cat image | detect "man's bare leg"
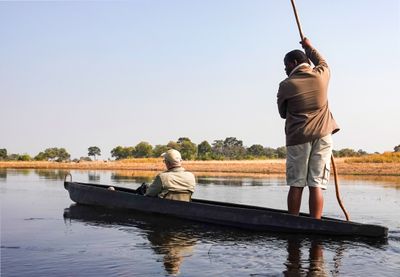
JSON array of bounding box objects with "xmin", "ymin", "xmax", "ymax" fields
[
  {"xmin": 309, "ymin": 187, "xmax": 323, "ymax": 219},
  {"xmin": 288, "ymin": 187, "xmax": 304, "ymax": 215}
]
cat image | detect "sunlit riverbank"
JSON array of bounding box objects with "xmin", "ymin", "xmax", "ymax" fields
[{"xmin": 1, "ymin": 159, "xmax": 399, "ymax": 176}]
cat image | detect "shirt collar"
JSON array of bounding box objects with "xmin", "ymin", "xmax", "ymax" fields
[
  {"xmin": 289, "ymin": 63, "xmax": 310, "ymax": 77},
  {"xmin": 168, "ymin": 166, "xmax": 185, "ymax": 172}
]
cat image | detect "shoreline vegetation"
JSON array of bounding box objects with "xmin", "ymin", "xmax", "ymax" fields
[{"xmin": 1, "ymin": 155, "xmax": 400, "ymax": 177}]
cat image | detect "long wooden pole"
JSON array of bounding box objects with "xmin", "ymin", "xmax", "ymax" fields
[
  {"xmin": 290, "ymin": 0, "xmax": 305, "ymax": 41},
  {"xmin": 289, "ymin": 0, "xmax": 350, "ymax": 221},
  {"xmin": 331, "ymin": 155, "xmax": 350, "ymax": 221}
]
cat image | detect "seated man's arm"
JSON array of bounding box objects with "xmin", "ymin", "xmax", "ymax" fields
[{"xmin": 145, "ymin": 175, "xmax": 163, "ymax": 197}]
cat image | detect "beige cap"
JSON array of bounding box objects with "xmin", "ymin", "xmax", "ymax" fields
[{"xmin": 161, "ymin": 149, "xmax": 182, "ymax": 166}]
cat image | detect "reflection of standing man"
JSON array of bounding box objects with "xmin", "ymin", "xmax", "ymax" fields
[
  {"xmin": 277, "ymin": 38, "xmax": 339, "ymax": 219},
  {"xmin": 284, "ymin": 239, "xmax": 327, "ymax": 276}
]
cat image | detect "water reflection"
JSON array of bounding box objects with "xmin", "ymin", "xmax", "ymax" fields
[
  {"xmin": 6, "ymin": 168, "xmax": 31, "ymax": 176},
  {"xmin": 63, "ymin": 205, "xmax": 387, "ymax": 276},
  {"xmin": 284, "ymin": 239, "xmax": 327, "ymax": 276},
  {"xmin": 341, "ymin": 175, "xmax": 400, "ymax": 188},
  {"xmin": 111, "ymin": 171, "xmax": 155, "ymax": 184},
  {"xmin": 88, "ymin": 171, "xmax": 100, "ymax": 182},
  {"xmin": 147, "ymin": 227, "xmax": 196, "ymax": 275},
  {"xmin": 63, "ymin": 205, "xmax": 196, "ymax": 275},
  {"xmin": 34, "ymin": 169, "xmax": 70, "ymax": 180},
  {"xmin": 0, "ymin": 169, "xmax": 6, "ymax": 180},
  {"xmin": 197, "ymin": 177, "xmax": 285, "ymax": 187}
]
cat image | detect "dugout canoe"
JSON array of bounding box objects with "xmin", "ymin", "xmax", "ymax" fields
[{"xmin": 64, "ymin": 181, "xmax": 388, "ymax": 238}]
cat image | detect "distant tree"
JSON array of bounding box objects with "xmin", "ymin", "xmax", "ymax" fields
[
  {"xmin": 127, "ymin": 147, "xmax": 135, "ymax": 157},
  {"xmin": 34, "ymin": 151, "xmax": 47, "ymax": 161},
  {"xmin": 88, "ymin": 146, "xmax": 101, "ymax": 160},
  {"xmin": 210, "ymin": 137, "xmax": 247, "ymax": 160},
  {"xmin": 167, "ymin": 141, "xmax": 180, "ymax": 151},
  {"xmin": 211, "ymin": 140, "xmax": 224, "ymax": 160},
  {"xmin": 111, "ymin": 146, "xmax": 134, "ymax": 160},
  {"xmin": 133, "ymin": 142, "xmax": 153, "ymax": 158},
  {"xmin": 177, "ymin": 138, "xmax": 197, "ymax": 160},
  {"xmin": 276, "ymin": 146, "xmax": 287, "ymax": 159},
  {"xmin": 152, "ymin": 145, "xmax": 170, "ymax": 158},
  {"xmin": 177, "ymin": 137, "xmax": 191, "ymax": 144},
  {"xmin": 247, "ymin": 144, "xmax": 265, "ymax": 157},
  {"xmin": 197, "ymin": 141, "xmax": 212, "ymax": 160},
  {"xmin": 79, "ymin": 157, "xmax": 92, "ymax": 162},
  {"xmin": 7, "ymin": 154, "xmax": 20, "ymax": 161},
  {"xmin": 54, "ymin": 148, "xmax": 70, "ymax": 162},
  {"xmin": 34, "ymin": 147, "xmax": 70, "ymax": 162},
  {"xmin": 334, "ymin": 148, "xmax": 359, "ymax": 157},
  {"xmin": 44, "ymin": 148, "xmax": 58, "ymax": 161},
  {"xmin": 111, "ymin": 146, "xmax": 124, "ymax": 160},
  {"xmin": 223, "ymin": 137, "xmax": 243, "ymax": 148},
  {"xmin": 18, "ymin": 154, "xmax": 31, "ymax": 161},
  {"xmin": 223, "ymin": 137, "xmax": 246, "ymax": 159},
  {"xmin": 357, "ymin": 149, "xmax": 368, "ymax": 156},
  {"xmin": 394, "ymin": 145, "xmax": 400, "ymax": 152},
  {"xmin": 264, "ymin": 147, "xmax": 278, "ymax": 159},
  {"xmin": 110, "ymin": 147, "xmax": 122, "ymax": 160},
  {"xmin": 0, "ymin": 148, "xmax": 7, "ymax": 160}
]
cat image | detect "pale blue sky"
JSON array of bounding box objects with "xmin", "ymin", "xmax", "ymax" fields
[{"xmin": 1, "ymin": 0, "xmax": 399, "ymax": 159}]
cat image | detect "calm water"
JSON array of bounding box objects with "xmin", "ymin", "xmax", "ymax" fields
[{"xmin": 1, "ymin": 169, "xmax": 400, "ymax": 276}]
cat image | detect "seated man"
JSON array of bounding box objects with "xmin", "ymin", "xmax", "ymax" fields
[{"xmin": 144, "ymin": 149, "xmax": 196, "ymax": 201}]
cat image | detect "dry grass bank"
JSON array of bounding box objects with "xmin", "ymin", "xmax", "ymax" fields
[
  {"xmin": 345, "ymin": 152, "xmax": 400, "ymax": 163},
  {"xmin": 1, "ymin": 158, "xmax": 400, "ymax": 176}
]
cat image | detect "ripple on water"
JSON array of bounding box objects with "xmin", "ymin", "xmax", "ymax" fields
[
  {"xmin": 24, "ymin": 218, "xmax": 46, "ymax": 221},
  {"xmin": 1, "ymin": 246, "xmax": 21, "ymax": 249}
]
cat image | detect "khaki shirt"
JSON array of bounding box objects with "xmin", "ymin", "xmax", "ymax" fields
[
  {"xmin": 145, "ymin": 167, "xmax": 196, "ymax": 200},
  {"xmin": 277, "ymin": 46, "xmax": 339, "ymax": 146}
]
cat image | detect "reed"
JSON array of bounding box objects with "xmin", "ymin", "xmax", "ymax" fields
[
  {"xmin": 1, "ymin": 158, "xmax": 400, "ymax": 176},
  {"xmin": 345, "ymin": 152, "xmax": 400, "ymax": 163}
]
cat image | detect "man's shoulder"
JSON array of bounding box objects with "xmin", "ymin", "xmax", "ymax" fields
[
  {"xmin": 278, "ymin": 78, "xmax": 293, "ymax": 96},
  {"xmin": 170, "ymin": 168, "xmax": 195, "ymax": 179},
  {"xmin": 280, "ymin": 76, "xmax": 298, "ymax": 87},
  {"xmin": 158, "ymin": 171, "xmax": 170, "ymax": 178},
  {"xmin": 279, "ymin": 77, "xmax": 290, "ymax": 86},
  {"xmin": 183, "ymin": 171, "xmax": 196, "ymax": 178}
]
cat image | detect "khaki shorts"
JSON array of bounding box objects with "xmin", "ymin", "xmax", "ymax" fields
[{"xmin": 286, "ymin": 134, "xmax": 333, "ymax": 190}]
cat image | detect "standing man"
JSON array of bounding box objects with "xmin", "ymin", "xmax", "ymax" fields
[{"xmin": 277, "ymin": 38, "xmax": 339, "ymax": 219}]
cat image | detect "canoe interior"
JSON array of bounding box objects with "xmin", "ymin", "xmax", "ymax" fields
[{"xmin": 64, "ymin": 181, "xmax": 339, "ymax": 221}]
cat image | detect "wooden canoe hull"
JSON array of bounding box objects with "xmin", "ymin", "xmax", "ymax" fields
[{"xmin": 64, "ymin": 181, "xmax": 388, "ymax": 238}]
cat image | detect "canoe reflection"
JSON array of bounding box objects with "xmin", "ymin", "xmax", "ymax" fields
[
  {"xmin": 63, "ymin": 205, "xmax": 386, "ymax": 276},
  {"xmin": 63, "ymin": 204, "xmax": 196, "ymax": 275}
]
